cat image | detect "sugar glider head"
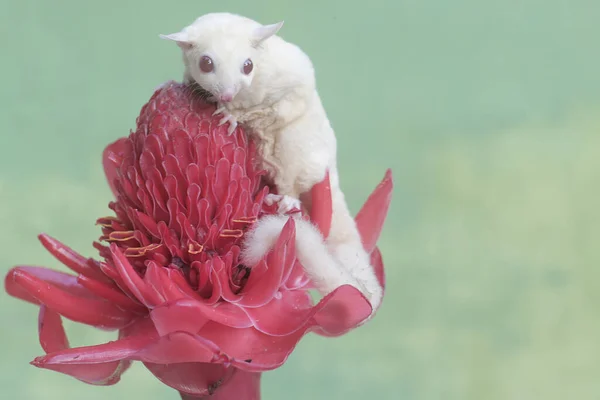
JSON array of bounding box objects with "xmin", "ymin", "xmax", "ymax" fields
[{"xmin": 160, "ymin": 13, "xmax": 283, "ymax": 103}]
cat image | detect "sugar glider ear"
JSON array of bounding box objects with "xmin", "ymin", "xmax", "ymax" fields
[
  {"xmin": 159, "ymin": 31, "xmax": 193, "ymax": 50},
  {"xmin": 252, "ymin": 21, "xmax": 284, "ymax": 46}
]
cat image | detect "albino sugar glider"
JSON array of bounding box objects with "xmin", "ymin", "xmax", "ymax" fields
[{"xmin": 160, "ymin": 12, "xmax": 383, "ymax": 314}]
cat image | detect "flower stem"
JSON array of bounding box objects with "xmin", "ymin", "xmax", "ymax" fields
[{"xmin": 179, "ymin": 370, "xmax": 261, "ymax": 400}]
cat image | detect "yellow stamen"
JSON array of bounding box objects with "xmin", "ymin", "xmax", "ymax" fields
[
  {"xmin": 188, "ymin": 241, "xmax": 204, "ymax": 254},
  {"xmin": 232, "ymin": 216, "xmax": 257, "ymax": 224},
  {"xmin": 106, "ymin": 231, "xmax": 136, "ymax": 242},
  {"xmin": 96, "ymin": 216, "xmax": 121, "ymax": 227},
  {"xmin": 219, "ymin": 229, "xmax": 244, "ymax": 238},
  {"xmin": 124, "ymin": 243, "xmax": 162, "ymax": 257}
]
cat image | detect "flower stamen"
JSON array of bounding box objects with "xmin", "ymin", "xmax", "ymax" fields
[
  {"xmin": 188, "ymin": 242, "xmax": 204, "ymax": 254},
  {"xmin": 219, "ymin": 229, "xmax": 244, "ymax": 238},
  {"xmin": 105, "ymin": 231, "xmax": 136, "ymax": 242},
  {"xmin": 95, "ymin": 216, "xmax": 121, "ymax": 227},
  {"xmin": 123, "ymin": 243, "xmax": 162, "ymax": 257},
  {"xmin": 232, "ymin": 216, "xmax": 257, "ymax": 224}
]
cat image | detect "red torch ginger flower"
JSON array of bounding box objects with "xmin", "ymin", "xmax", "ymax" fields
[{"xmin": 4, "ymin": 82, "xmax": 393, "ymax": 399}]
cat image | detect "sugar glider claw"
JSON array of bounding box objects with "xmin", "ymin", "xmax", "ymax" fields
[{"xmin": 264, "ymin": 193, "xmax": 302, "ymax": 214}]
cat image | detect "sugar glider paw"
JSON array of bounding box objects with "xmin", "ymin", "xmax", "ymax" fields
[
  {"xmin": 213, "ymin": 105, "xmax": 238, "ymax": 135},
  {"xmin": 264, "ymin": 193, "xmax": 302, "ymax": 215}
]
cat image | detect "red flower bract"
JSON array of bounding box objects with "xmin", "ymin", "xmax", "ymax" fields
[{"xmin": 4, "ymin": 81, "xmax": 393, "ymax": 398}]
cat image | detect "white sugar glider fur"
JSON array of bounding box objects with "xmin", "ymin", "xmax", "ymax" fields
[
  {"xmin": 160, "ymin": 13, "xmax": 383, "ymax": 314},
  {"xmin": 240, "ymin": 215, "xmax": 364, "ymax": 299}
]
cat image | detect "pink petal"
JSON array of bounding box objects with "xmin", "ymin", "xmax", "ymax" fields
[
  {"xmin": 77, "ymin": 275, "xmax": 147, "ymax": 314},
  {"xmin": 34, "ymin": 356, "xmax": 131, "ymax": 386},
  {"xmin": 33, "ymin": 318, "xmax": 157, "ymax": 366},
  {"xmin": 187, "ymin": 289, "xmax": 370, "ymax": 372},
  {"xmin": 32, "ymin": 336, "xmax": 145, "ymax": 364},
  {"xmin": 151, "ymin": 298, "xmax": 252, "ymax": 335},
  {"xmin": 38, "ymin": 234, "xmax": 111, "ymax": 283},
  {"xmin": 161, "ymin": 266, "xmax": 208, "ymax": 302},
  {"xmin": 235, "ymin": 218, "xmax": 296, "ymax": 307},
  {"xmin": 5, "ymin": 267, "xmax": 133, "ymax": 330},
  {"xmin": 371, "ymin": 246, "xmax": 386, "ymax": 289},
  {"xmin": 213, "ymin": 256, "xmax": 241, "ymax": 304},
  {"xmin": 36, "ymin": 313, "xmax": 230, "ymax": 384},
  {"xmin": 196, "ymin": 323, "xmax": 304, "ymax": 371},
  {"xmin": 143, "ymin": 262, "xmax": 167, "ymax": 304},
  {"xmin": 311, "ymin": 285, "xmax": 373, "ymax": 337},
  {"xmin": 103, "ymin": 137, "xmax": 130, "ymax": 198},
  {"xmin": 35, "ymin": 321, "xmax": 218, "ymax": 367},
  {"xmin": 355, "ymin": 168, "xmax": 394, "ymax": 253},
  {"xmin": 241, "ymin": 290, "xmax": 313, "ymax": 335},
  {"xmin": 309, "ymin": 171, "xmax": 332, "ymax": 238},
  {"xmin": 137, "ymin": 326, "xmax": 285, "ymax": 373},
  {"xmin": 33, "ymin": 306, "xmax": 133, "ymax": 385},
  {"xmin": 144, "ymin": 362, "xmax": 235, "ymax": 397},
  {"xmin": 5, "ymin": 266, "xmax": 92, "ymax": 304},
  {"xmin": 140, "ymin": 304, "xmax": 357, "ymax": 373},
  {"xmin": 38, "ymin": 305, "xmax": 69, "ymax": 353},
  {"xmin": 150, "ymin": 301, "xmax": 210, "ymax": 336},
  {"xmin": 243, "ymin": 284, "xmax": 371, "ymax": 337},
  {"xmin": 133, "ymin": 331, "xmax": 220, "ymax": 364},
  {"xmin": 283, "ymin": 261, "xmax": 312, "ymax": 291},
  {"xmin": 110, "ymin": 244, "xmax": 162, "ymax": 308},
  {"xmin": 144, "ymin": 262, "xmax": 190, "ymax": 304}
]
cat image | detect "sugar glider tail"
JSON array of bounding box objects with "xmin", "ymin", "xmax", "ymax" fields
[{"xmin": 240, "ymin": 215, "xmax": 383, "ymax": 314}]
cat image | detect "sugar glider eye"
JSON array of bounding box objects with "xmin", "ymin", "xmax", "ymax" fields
[
  {"xmin": 199, "ymin": 56, "xmax": 214, "ymax": 73},
  {"xmin": 242, "ymin": 59, "xmax": 253, "ymax": 75}
]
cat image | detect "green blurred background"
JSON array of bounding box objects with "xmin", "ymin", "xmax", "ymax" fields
[{"xmin": 2, "ymin": 0, "xmax": 600, "ymax": 399}]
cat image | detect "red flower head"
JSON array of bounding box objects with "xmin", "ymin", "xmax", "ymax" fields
[{"xmin": 4, "ymin": 82, "xmax": 393, "ymax": 399}]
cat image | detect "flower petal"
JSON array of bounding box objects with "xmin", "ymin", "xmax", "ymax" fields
[
  {"xmin": 309, "ymin": 171, "xmax": 332, "ymax": 238},
  {"xmin": 151, "ymin": 298, "xmax": 252, "ymax": 335},
  {"xmin": 33, "ymin": 306, "xmax": 133, "ymax": 385},
  {"xmin": 371, "ymin": 246, "xmax": 385, "ymax": 289},
  {"xmin": 5, "ymin": 266, "xmax": 91, "ymax": 304},
  {"xmin": 103, "ymin": 137, "xmax": 130, "ymax": 198},
  {"xmin": 34, "ymin": 355, "xmax": 131, "ymax": 386},
  {"xmin": 133, "ymin": 331, "xmax": 220, "ymax": 364},
  {"xmin": 110, "ymin": 244, "xmax": 162, "ymax": 308},
  {"xmin": 283, "ymin": 260, "xmax": 312, "ymax": 291},
  {"xmin": 196, "ymin": 323, "xmax": 301, "ymax": 372},
  {"xmin": 77, "ymin": 275, "xmax": 146, "ymax": 314},
  {"xmin": 144, "ymin": 262, "xmax": 191, "ymax": 304},
  {"xmin": 143, "ymin": 262, "xmax": 168, "ymax": 304},
  {"xmin": 166, "ymin": 289, "xmax": 373, "ymax": 372},
  {"xmin": 160, "ymin": 266, "xmax": 209, "ymax": 302},
  {"xmin": 235, "ymin": 218, "xmax": 296, "ymax": 308},
  {"xmin": 35, "ymin": 322, "xmax": 218, "ymax": 369},
  {"xmin": 38, "ymin": 234, "xmax": 110, "ymax": 283},
  {"xmin": 38, "ymin": 305, "xmax": 69, "ymax": 353},
  {"xmin": 311, "ymin": 285, "xmax": 373, "ymax": 337},
  {"xmin": 150, "ymin": 301, "xmax": 210, "ymax": 336},
  {"xmin": 5, "ymin": 267, "xmax": 133, "ymax": 330},
  {"xmin": 240, "ymin": 290, "xmax": 312, "ymax": 336},
  {"xmin": 243, "ymin": 284, "xmax": 371, "ymax": 337},
  {"xmin": 355, "ymin": 168, "xmax": 393, "ymax": 253},
  {"xmin": 32, "ymin": 317, "xmax": 156, "ymax": 367}
]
